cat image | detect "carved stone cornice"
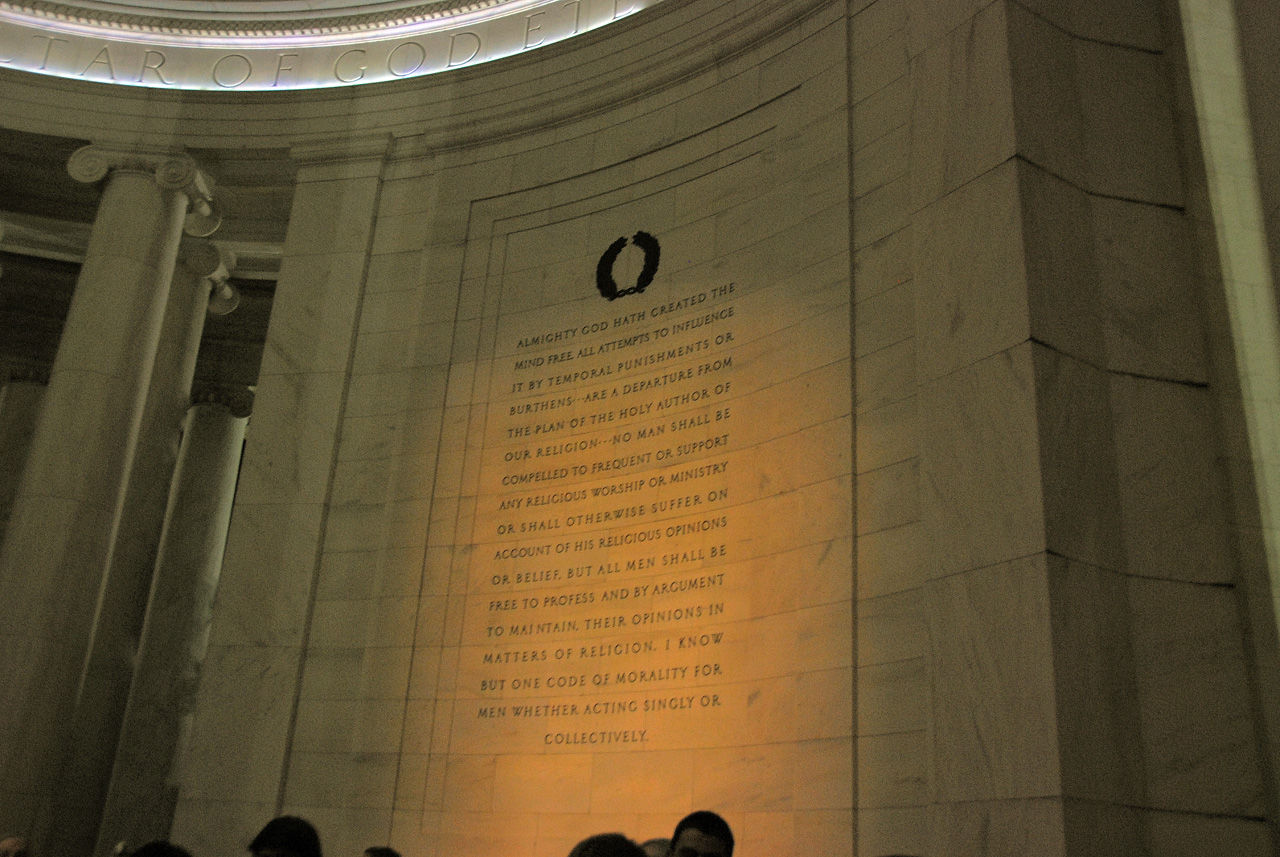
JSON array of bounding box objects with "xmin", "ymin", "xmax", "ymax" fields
[
  {"xmin": 384, "ymin": 0, "xmax": 837, "ymax": 157},
  {"xmin": 290, "ymin": 132, "xmax": 394, "ymax": 170},
  {"xmin": 0, "ymin": 0, "xmax": 830, "ymax": 135},
  {"xmin": 67, "ymin": 145, "xmax": 221, "ymax": 237},
  {"xmin": 0, "ymin": 0, "xmax": 661, "ymax": 91},
  {"xmin": 0, "ymin": 211, "xmax": 282, "ymax": 278},
  {"xmin": 190, "ymin": 382, "xmax": 254, "ymax": 418},
  {"xmin": 2, "ymin": 0, "xmax": 513, "ymax": 39}
]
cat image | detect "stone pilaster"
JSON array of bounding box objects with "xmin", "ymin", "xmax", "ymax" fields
[
  {"xmin": 172, "ymin": 133, "xmax": 391, "ymax": 857},
  {"xmin": 0, "ymin": 145, "xmax": 217, "ymax": 856},
  {"xmin": 893, "ymin": 2, "xmax": 1275, "ymax": 853}
]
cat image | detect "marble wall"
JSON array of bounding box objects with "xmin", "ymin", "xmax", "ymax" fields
[
  {"xmin": 852, "ymin": 0, "xmax": 1280, "ymax": 853},
  {"xmin": 169, "ymin": 2, "xmax": 855, "ymax": 855},
  {"xmin": 0, "ymin": 0, "xmax": 1278, "ymax": 854}
]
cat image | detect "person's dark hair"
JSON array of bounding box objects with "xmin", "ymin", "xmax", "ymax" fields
[
  {"xmin": 567, "ymin": 833, "xmax": 646, "ymax": 857},
  {"xmin": 364, "ymin": 849, "xmax": 400, "ymax": 857},
  {"xmin": 131, "ymin": 842, "xmax": 194, "ymax": 857},
  {"xmin": 249, "ymin": 816, "xmax": 322, "ymax": 857},
  {"xmin": 671, "ymin": 811, "xmax": 733, "ymax": 856}
]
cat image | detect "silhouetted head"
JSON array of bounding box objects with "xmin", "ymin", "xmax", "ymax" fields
[
  {"xmin": 670, "ymin": 812, "xmax": 733, "ymax": 857},
  {"xmin": 567, "ymin": 833, "xmax": 646, "ymax": 857},
  {"xmin": 249, "ymin": 816, "xmax": 322, "ymax": 857},
  {"xmin": 131, "ymin": 841, "xmax": 194, "ymax": 857},
  {"xmin": 364, "ymin": 848, "xmax": 400, "ymax": 857}
]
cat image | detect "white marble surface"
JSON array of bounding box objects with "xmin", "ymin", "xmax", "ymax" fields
[{"xmin": 126, "ymin": 3, "xmax": 1280, "ymax": 857}]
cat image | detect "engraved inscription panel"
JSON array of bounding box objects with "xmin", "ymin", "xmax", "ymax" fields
[
  {"xmin": 430, "ymin": 123, "xmax": 854, "ymax": 846},
  {"xmin": 464, "ymin": 283, "xmax": 740, "ymax": 753},
  {"xmin": 445, "ymin": 228, "xmax": 852, "ymax": 767}
]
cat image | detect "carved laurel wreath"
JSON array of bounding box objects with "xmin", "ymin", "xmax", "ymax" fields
[{"xmin": 595, "ymin": 231, "xmax": 661, "ymax": 301}]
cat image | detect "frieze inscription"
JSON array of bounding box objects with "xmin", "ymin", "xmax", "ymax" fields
[{"xmin": 0, "ymin": 0, "xmax": 652, "ymax": 90}]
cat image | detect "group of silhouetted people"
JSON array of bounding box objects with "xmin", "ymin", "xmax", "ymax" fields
[
  {"xmin": 15, "ymin": 807, "xmax": 924, "ymax": 857},
  {"xmin": 570, "ymin": 810, "xmax": 734, "ymax": 857},
  {"xmin": 243, "ymin": 818, "xmax": 403, "ymax": 857},
  {"xmin": 0, "ymin": 812, "xmax": 928, "ymax": 855},
  {"xmin": 0, "ymin": 817, "xmax": 392, "ymax": 857},
  {"xmin": 2, "ymin": 809, "xmax": 736, "ymax": 857},
  {"xmin": 234, "ymin": 810, "xmax": 734, "ymax": 857}
]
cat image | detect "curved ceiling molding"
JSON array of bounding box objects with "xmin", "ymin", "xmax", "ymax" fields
[{"xmin": 0, "ymin": 0, "xmax": 655, "ymax": 90}]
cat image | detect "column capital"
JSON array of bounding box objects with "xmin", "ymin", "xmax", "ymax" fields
[
  {"xmin": 67, "ymin": 145, "xmax": 221, "ymax": 237},
  {"xmin": 190, "ymin": 383, "xmax": 254, "ymax": 418},
  {"xmin": 181, "ymin": 239, "xmax": 240, "ymax": 316}
]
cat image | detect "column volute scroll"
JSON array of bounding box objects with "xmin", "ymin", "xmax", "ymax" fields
[
  {"xmin": 67, "ymin": 145, "xmax": 222, "ymax": 237},
  {"xmin": 181, "ymin": 239, "xmax": 241, "ymax": 316}
]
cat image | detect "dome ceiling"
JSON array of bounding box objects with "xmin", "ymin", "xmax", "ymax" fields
[{"xmin": 0, "ymin": 0, "xmax": 653, "ymax": 89}]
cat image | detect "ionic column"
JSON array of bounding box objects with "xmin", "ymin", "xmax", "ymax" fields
[
  {"xmin": 51, "ymin": 241, "xmax": 238, "ymax": 857},
  {"xmin": 97, "ymin": 387, "xmax": 251, "ymax": 854},
  {"xmin": 0, "ymin": 145, "xmax": 217, "ymax": 853}
]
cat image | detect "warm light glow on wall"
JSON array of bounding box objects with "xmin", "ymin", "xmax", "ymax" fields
[{"xmin": 0, "ymin": 0, "xmax": 655, "ymax": 90}]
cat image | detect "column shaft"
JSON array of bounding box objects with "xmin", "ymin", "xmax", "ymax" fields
[
  {"xmin": 0, "ymin": 163, "xmax": 188, "ymax": 849},
  {"xmin": 98, "ymin": 401, "xmax": 248, "ymax": 852},
  {"xmin": 50, "ymin": 255, "xmax": 214, "ymax": 857}
]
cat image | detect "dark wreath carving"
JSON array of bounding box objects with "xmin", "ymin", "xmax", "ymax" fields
[{"xmin": 595, "ymin": 231, "xmax": 661, "ymax": 301}]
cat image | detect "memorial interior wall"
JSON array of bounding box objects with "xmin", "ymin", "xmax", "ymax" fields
[
  {"xmin": 132, "ymin": 2, "xmax": 857, "ymax": 855},
  {"xmin": 5, "ymin": 0, "xmax": 1280, "ymax": 854}
]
